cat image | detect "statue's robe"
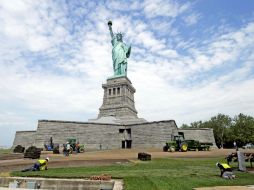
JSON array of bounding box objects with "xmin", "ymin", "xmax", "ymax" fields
[{"xmin": 111, "ymin": 36, "xmax": 131, "ymax": 76}]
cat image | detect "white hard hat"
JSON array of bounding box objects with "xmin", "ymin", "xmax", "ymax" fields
[
  {"xmin": 216, "ymin": 162, "xmax": 219, "ymax": 166},
  {"xmin": 46, "ymin": 157, "xmax": 49, "ymax": 161}
]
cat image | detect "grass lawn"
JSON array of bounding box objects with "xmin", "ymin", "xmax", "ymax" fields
[{"xmin": 12, "ymin": 157, "xmax": 254, "ymax": 190}]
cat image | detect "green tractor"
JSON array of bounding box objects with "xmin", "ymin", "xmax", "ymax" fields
[
  {"xmin": 67, "ymin": 138, "xmax": 85, "ymax": 153},
  {"xmin": 163, "ymin": 134, "xmax": 212, "ymax": 152},
  {"xmin": 163, "ymin": 135, "xmax": 188, "ymax": 152}
]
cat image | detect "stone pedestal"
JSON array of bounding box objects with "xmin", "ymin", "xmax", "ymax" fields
[{"xmin": 98, "ymin": 76, "xmax": 138, "ymax": 119}]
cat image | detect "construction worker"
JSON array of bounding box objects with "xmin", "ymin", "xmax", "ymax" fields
[
  {"xmin": 75, "ymin": 141, "xmax": 80, "ymax": 153},
  {"xmin": 216, "ymin": 162, "xmax": 235, "ymax": 179},
  {"xmin": 22, "ymin": 158, "xmax": 49, "ymax": 172},
  {"xmin": 66, "ymin": 142, "xmax": 70, "ymax": 156}
]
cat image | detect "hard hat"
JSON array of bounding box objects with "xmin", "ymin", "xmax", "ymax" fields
[
  {"xmin": 216, "ymin": 162, "xmax": 219, "ymax": 167},
  {"xmin": 46, "ymin": 157, "xmax": 49, "ymax": 161}
]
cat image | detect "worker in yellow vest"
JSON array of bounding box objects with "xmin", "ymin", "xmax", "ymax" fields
[
  {"xmin": 37, "ymin": 158, "xmax": 49, "ymax": 171},
  {"xmin": 216, "ymin": 162, "xmax": 235, "ymax": 179},
  {"xmin": 22, "ymin": 158, "xmax": 49, "ymax": 172}
]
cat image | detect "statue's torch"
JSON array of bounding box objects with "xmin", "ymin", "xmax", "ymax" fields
[
  {"xmin": 108, "ymin": 20, "xmax": 113, "ymax": 38},
  {"xmin": 108, "ymin": 20, "xmax": 112, "ymax": 28}
]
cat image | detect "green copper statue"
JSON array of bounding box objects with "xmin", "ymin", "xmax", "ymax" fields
[{"xmin": 108, "ymin": 21, "xmax": 131, "ymax": 77}]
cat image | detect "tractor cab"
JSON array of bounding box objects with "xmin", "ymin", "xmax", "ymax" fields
[
  {"xmin": 172, "ymin": 135, "xmax": 185, "ymax": 150},
  {"xmin": 173, "ymin": 135, "xmax": 184, "ymax": 144}
]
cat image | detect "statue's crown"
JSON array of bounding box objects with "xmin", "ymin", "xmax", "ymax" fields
[{"xmin": 116, "ymin": 32, "xmax": 123, "ymax": 37}]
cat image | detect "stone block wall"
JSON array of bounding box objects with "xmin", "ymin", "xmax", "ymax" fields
[
  {"xmin": 130, "ymin": 120, "xmax": 178, "ymax": 148},
  {"xmin": 32, "ymin": 120, "xmax": 179, "ymax": 150},
  {"xmin": 34, "ymin": 120, "xmax": 123, "ymax": 150},
  {"xmin": 178, "ymin": 128, "xmax": 216, "ymax": 147},
  {"xmin": 12, "ymin": 131, "xmax": 36, "ymax": 149}
]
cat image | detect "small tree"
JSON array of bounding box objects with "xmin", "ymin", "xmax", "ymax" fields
[{"xmin": 231, "ymin": 113, "xmax": 254, "ymax": 146}]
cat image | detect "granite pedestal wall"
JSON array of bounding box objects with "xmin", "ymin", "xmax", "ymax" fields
[{"xmin": 98, "ymin": 77, "xmax": 138, "ymax": 119}]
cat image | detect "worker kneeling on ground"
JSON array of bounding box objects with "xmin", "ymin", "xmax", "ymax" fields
[
  {"xmin": 216, "ymin": 162, "xmax": 236, "ymax": 179},
  {"xmin": 22, "ymin": 158, "xmax": 49, "ymax": 172}
]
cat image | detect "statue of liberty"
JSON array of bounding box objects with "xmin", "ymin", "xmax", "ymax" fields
[{"xmin": 108, "ymin": 21, "xmax": 131, "ymax": 77}]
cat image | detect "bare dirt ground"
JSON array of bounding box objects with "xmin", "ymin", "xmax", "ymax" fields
[{"xmin": 0, "ymin": 148, "xmax": 253, "ymax": 173}]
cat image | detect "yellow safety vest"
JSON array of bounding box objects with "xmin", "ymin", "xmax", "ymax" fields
[
  {"xmin": 221, "ymin": 163, "xmax": 231, "ymax": 169},
  {"xmin": 37, "ymin": 159, "xmax": 48, "ymax": 171}
]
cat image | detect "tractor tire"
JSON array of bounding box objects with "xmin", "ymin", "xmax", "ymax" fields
[
  {"xmin": 79, "ymin": 147, "xmax": 85, "ymax": 153},
  {"xmin": 180, "ymin": 142, "xmax": 188, "ymax": 152},
  {"xmin": 163, "ymin": 146, "xmax": 168, "ymax": 152},
  {"xmin": 69, "ymin": 147, "xmax": 73, "ymax": 154},
  {"xmin": 169, "ymin": 146, "xmax": 175, "ymax": 152}
]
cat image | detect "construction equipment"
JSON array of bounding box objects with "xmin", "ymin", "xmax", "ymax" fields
[
  {"xmin": 163, "ymin": 134, "xmax": 188, "ymax": 152},
  {"xmin": 44, "ymin": 137, "xmax": 54, "ymax": 151},
  {"xmin": 185, "ymin": 140, "xmax": 212, "ymax": 151},
  {"xmin": 67, "ymin": 138, "xmax": 85, "ymax": 153},
  {"xmin": 53, "ymin": 143, "xmax": 60, "ymax": 154},
  {"xmin": 43, "ymin": 137, "xmax": 60, "ymax": 153},
  {"xmin": 163, "ymin": 134, "xmax": 212, "ymax": 152}
]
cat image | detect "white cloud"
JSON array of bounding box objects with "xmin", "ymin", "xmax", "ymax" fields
[
  {"xmin": 106, "ymin": 0, "xmax": 141, "ymax": 11},
  {"xmin": 158, "ymin": 49, "xmax": 178, "ymax": 58},
  {"xmin": 137, "ymin": 31, "xmax": 166, "ymax": 51},
  {"xmin": 183, "ymin": 13, "xmax": 200, "ymax": 26},
  {"xmin": 0, "ymin": 112, "xmax": 28, "ymax": 126},
  {"xmin": 176, "ymin": 22, "xmax": 254, "ymax": 77},
  {"xmin": 0, "ymin": 0, "xmax": 30, "ymax": 12},
  {"xmin": 28, "ymin": 36, "xmax": 51, "ymax": 52},
  {"xmin": 143, "ymin": 0, "xmax": 190, "ymax": 18},
  {"xmin": 134, "ymin": 64, "xmax": 254, "ymax": 124}
]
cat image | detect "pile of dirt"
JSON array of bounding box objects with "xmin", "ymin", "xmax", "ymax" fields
[{"xmin": 89, "ymin": 174, "xmax": 111, "ymax": 181}]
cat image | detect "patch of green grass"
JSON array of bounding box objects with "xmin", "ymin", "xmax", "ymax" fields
[
  {"xmin": 11, "ymin": 157, "xmax": 254, "ymax": 190},
  {"xmin": 0, "ymin": 148, "xmax": 11, "ymax": 155}
]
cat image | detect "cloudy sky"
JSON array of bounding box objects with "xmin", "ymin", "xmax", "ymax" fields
[{"xmin": 1, "ymin": 0, "xmax": 254, "ymax": 147}]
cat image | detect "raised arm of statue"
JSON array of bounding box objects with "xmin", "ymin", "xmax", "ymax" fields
[{"xmin": 108, "ymin": 21, "xmax": 114, "ymax": 39}]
